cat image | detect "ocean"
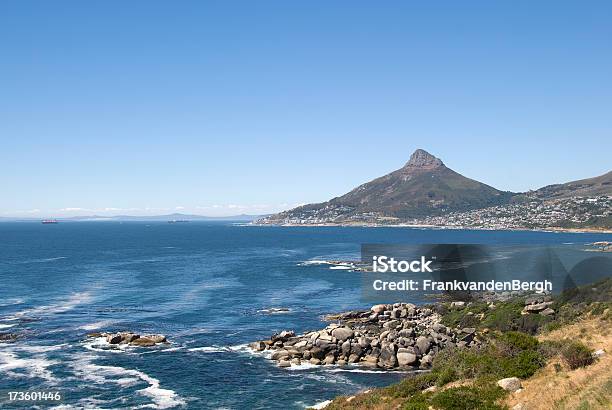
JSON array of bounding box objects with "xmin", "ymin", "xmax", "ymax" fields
[{"xmin": 0, "ymin": 222, "xmax": 610, "ymax": 409}]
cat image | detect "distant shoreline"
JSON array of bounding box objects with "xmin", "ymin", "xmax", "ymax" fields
[{"xmin": 252, "ymin": 222, "xmax": 612, "ymax": 234}]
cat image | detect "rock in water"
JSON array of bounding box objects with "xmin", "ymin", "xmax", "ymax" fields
[
  {"xmin": 145, "ymin": 334, "xmax": 167, "ymax": 343},
  {"xmin": 106, "ymin": 334, "xmax": 123, "ymax": 344},
  {"xmin": 130, "ymin": 337, "xmax": 156, "ymax": 347}
]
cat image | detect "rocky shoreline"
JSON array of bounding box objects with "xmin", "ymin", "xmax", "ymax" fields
[{"xmin": 249, "ymin": 302, "xmax": 481, "ymax": 370}]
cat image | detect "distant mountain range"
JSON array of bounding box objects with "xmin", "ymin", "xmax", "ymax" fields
[
  {"xmin": 260, "ymin": 149, "xmax": 611, "ymax": 225},
  {"xmin": 0, "ymin": 213, "xmax": 266, "ymax": 222}
]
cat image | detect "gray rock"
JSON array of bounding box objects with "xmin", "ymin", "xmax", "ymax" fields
[
  {"xmin": 497, "ymin": 377, "xmax": 521, "ymax": 392},
  {"xmin": 396, "ymin": 348, "xmax": 418, "ymax": 366},
  {"xmin": 341, "ymin": 340, "xmax": 351, "ymax": 355},
  {"xmin": 378, "ymin": 343, "xmax": 397, "ymax": 368},
  {"xmin": 106, "ymin": 334, "xmax": 122, "ymax": 344},
  {"xmin": 323, "ymin": 354, "xmax": 336, "ymax": 365},
  {"xmin": 415, "ymin": 336, "xmax": 431, "ymax": 355},
  {"xmin": 383, "ymin": 320, "xmax": 401, "ymax": 329},
  {"xmin": 278, "ymin": 360, "xmax": 291, "ymax": 368},
  {"xmin": 144, "ymin": 334, "xmax": 167, "ymax": 343},
  {"xmin": 271, "ymin": 349, "xmax": 290, "ymax": 360},
  {"xmin": 309, "ymin": 347, "xmax": 326, "ymax": 360},
  {"xmin": 539, "ymin": 308, "xmax": 555, "ymax": 316},
  {"xmin": 371, "ymin": 304, "xmax": 387, "ymax": 314},
  {"xmin": 331, "ymin": 327, "xmax": 354, "ymax": 341},
  {"xmin": 249, "ymin": 341, "xmax": 266, "ymax": 351}
]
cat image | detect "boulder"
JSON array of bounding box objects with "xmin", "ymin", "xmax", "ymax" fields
[
  {"xmin": 523, "ymin": 301, "xmax": 553, "ymax": 313},
  {"xmin": 271, "ymin": 349, "xmax": 290, "ymax": 360},
  {"xmin": 143, "ymin": 334, "xmax": 166, "ymax": 343},
  {"xmin": 383, "ymin": 320, "xmax": 401, "ymax": 329},
  {"xmin": 278, "ymin": 360, "xmax": 291, "ymax": 368},
  {"xmin": 331, "ymin": 327, "xmax": 354, "ymax": 341},
  {"xmin": 130, "ymin": 337, "xmax": 156, "ymax": 347},
  {"xmin": 323, "ymin": 354, "xmax": 336, "ymax": 365},
  {"xmin": 348, "ymin": 354, "xmax": 360, "ymax": 363},
  {"xmin": 396, "ymin": 349, "xmax": 418, "ymax": 366},
  {"xmin": 415, "ymin": 336, "xmax": 431, "ymax": 355},
  {"xmin": 497, "ymin": 377, "xmax": 522, "ymax": 392},
  {"xmin": 309, "ymin": 358, "xmax": 321, "ymax": 365},
  {"xmin": 106, "ymin": 334, "xmax": 123, "ymax": 344},
  {"xmin": 341, "ymin": 340, "xmax": 351, "ymax": 355},
  {"xmin": 309, "ymin": 347, "xmax": 326, "ymax": 360},
  {"xmin": 371, "ymin": 304, "xmax": 387, "ymax": 314},
  {"xmin": 249, "ymin": 341, "xmax": 266, "ymax": 351},
  {"xmin": 420, "ymin": 354, "xmax": 433, "ymax": 367},
  {"xmin": 378, "ymin": 343, "xmax": 397, "ymax": 368},
  {"xmin": 539, "ymin": 308, "xmax": 555, "ymax": 316}
]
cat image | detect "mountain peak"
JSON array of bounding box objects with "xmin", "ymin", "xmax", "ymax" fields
[{"xmin": 405, "ymin": 149, "xmax": 444, "ymax": 169}]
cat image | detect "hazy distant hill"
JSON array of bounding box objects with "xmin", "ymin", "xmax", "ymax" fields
[
  {"xmin": 262, "ymin": 149, "xmax": 514, "ymax": 223},
  {"xmin": 0, "ymin": 213, "xmax": 266, "ymax": 222}
]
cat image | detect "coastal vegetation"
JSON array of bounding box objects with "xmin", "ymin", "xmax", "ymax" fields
[{"xmin": 320, "ymin": 278, "xmax": 611, "ymax": 409}]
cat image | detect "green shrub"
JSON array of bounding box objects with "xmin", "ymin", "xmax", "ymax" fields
[
  {"xmin": 499, "ymin": 331, "xmax": 539, "ymax": 352},
  {"xmin": 480, "ymin": 300, "xmax": 524, "ymax": 332},
  {"xmin": 385, "ymin": 372, "xmax": 437, "ymax": 398},
  {"xmin": 430, "ymin": 385, "xmax": 505, "ymax": 410},
  {"xmin": 400, "ymin": 392, "xmax": 430, "ymax": 410},
  {"xmin": 500, "ymin": 350, "xmax": 545, "ymax": 378},
  {"xmin": 561, "ymin": 341, "xmax": 594, "ymax": 369}
]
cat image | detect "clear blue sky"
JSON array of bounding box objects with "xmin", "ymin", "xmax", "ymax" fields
[{"xmin": 1, "ymin": 1, "xmax": 610, "ymax": 217}]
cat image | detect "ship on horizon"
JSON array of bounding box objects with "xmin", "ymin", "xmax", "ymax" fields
[{"xmin": 42, "ymin": 219, "xmax": 59, "ymax": 224}]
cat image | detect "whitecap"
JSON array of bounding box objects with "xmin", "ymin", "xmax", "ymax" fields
[
  {"xmin": 0, "ymin": 350, "xmax": 59, "ymax": 382},
  {"xmin": 71, "ymin": 357, "xmax": 185, "ymax": 409},
  {"xmin": 0, "ymin": 298, "xmax": 25, "ymax": 307},
  {"xmin": 328, "ymin": 265, "xmax": 353, "ymax": 270},
  {"xmin": 0, "ymin": 323, "xmax": 15, "ymax": 329},
  {"xmin": 310, "ymin": 399, "xmax": 332, "ymax": 409},
  {"xmin": 13, "ymin": 292, "xmax": 93, "ymax": 318},
  {"xmin": 79, "ymin": 320, "xmax": 116, "ymax": 331},
  {"xmin": 257, "ymin": 307, "xmax": 291, "ymax": 314}
]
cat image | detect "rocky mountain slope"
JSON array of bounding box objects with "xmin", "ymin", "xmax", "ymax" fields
[
  {"xmin": 262, "ymin": 149, "xmax": 513, "ymax": 223},
  {"xmin": 530, "ymin": 171, "xmax": 612, "ymax": 200},
  {"xmin": 259, "ymin": 149, "xmax": 611, "ymax": 227}
]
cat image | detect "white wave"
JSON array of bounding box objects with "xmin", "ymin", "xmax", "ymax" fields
[
  {"xmin": 19, "ymin": 256, "xmax": 67, "ymax": 264},
  {"xmin": 298, "ymin": 260, "xmax": 331, "ymax": 266},
  {"xmin": 310, "ymin": 400, "xmax": 332, "ymax": 409},
  {"xmin": 328, "ymin": 265, "xmax": 353, "ymax": 270},
  {"xmin": 187, "ymin": 343, "xmax": 249, "ymax": 354},
  {"xmin": 257, "ymin": 307, "xmax": 291, "ymax": 314},
  {"xmin": 0, "ymin": 298, "xmax": 25, "ymax": 307},
  {"xmin": 284, "ymin": 362, "xmax": 320, "ymax": 370},
  {"xmin": 79, "ymin": 320, "xmax": 116, "ymax": 331},
  {"xmin": 13, "ymin": 292, "xmax": 93, "ymax": 318},
  {"xmin": 81, "ymin": 337, "xmax": 136, "ymax": 354},
  {"xmin": 0, "ymin": 350, "xmax": 59, "ymax": 382},
  {"xmin": 187, "ymin": 346, "xmax": 227, "ymax": 353},
  {"xmin": 10, "ymin": 344, "xmax": 67, "ymax": 353},
  {"xmin": 72, "ymin": 356, "xmax": 185, "ymax": 409},
  {"xmin": 0, "ymin": 323, "xmax": 15, "ymax": 329}
]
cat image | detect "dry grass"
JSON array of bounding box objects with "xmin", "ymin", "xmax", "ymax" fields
[{"xmin": 504, "ymin": 315, "xmax": 612, "ymax": 410}]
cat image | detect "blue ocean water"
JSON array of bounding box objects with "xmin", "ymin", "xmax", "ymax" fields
[{"xmin": 0, "ymin": 222, "xmax": 609, "ymax": 409}]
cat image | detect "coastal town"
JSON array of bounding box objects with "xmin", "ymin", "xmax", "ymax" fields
[{"xmin": 258, "ymin": 195, "xmax": 612, "ymax": 231}]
